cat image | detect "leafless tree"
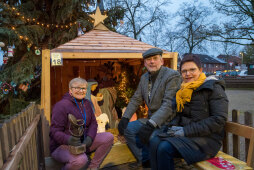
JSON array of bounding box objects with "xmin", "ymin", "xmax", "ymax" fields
[
  {"xmin": 105, "ymin": 0, "xmax": 169, "ymax": 40},
  {"xmin": 209, "ymin": 0, "xmax": 254, "ymax": 45},
  {"xmin": 175, "ymin": 2, "xmax": 212, "ymax": 54}
]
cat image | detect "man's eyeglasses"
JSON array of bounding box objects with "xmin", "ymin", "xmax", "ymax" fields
[
  {"xmin": 71, "ymin": 87, "xmax": 87, "ymax": 91},
  {"xmin": 181, "ymin": 68, "xmax": 197, "ymax": 75}
]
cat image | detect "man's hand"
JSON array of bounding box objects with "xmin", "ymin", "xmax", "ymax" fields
[
  {"xmin": 138, "ymin": 121, "xmax": 155, "ymax": 144},
  {"xmin": 68, "ymin": 136, "xmax": 81, "ymax": 146},
  {"xmin": 118, "ymin": 117, "xmax": 129, "ymax": 135}
]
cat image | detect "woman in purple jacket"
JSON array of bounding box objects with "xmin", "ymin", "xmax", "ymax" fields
[{"xmin": 50, "ymin": 78, "xmax": 114, "ymax": 170}]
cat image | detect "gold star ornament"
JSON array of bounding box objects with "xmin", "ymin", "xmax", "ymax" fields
[{"xmin": 89, "ymin": 6, "xmax": 108, "ymax": 27}]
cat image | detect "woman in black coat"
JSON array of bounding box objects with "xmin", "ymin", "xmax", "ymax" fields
[{"xmin": 149, "ymin": 55, "xmax": 228, "ymax": 170}]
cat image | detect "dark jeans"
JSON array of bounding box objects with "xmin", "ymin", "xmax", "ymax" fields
[
  {"xmin": 124, "ymin": 120, "xmax": 161, "ymax": 163},
  {"xmin": 150, "ymin": 136, "xmax": 181, "ymax": 170}
]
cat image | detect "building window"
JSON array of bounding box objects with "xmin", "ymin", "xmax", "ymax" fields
[{"xmin": 204, "ymin": 64, "xmax": 206, "ymax": 68}]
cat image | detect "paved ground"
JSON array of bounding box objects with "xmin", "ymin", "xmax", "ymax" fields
[{"xmin": 225, "ymin": 89, "xmax": 254, "ymax": 114}]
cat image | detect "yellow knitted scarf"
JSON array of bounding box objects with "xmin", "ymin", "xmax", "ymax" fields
[{"xmin": 176, "ymin": 73, "xmax": 206, "ymax": 112}]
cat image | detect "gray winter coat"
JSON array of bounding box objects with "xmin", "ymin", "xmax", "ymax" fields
[{"xmin": 123, "ymin": 66, "xmax": 181, "ymax": 127}]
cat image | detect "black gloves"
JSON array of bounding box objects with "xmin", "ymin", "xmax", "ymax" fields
[
  {"xmin": 118, "ymin": 117, "xmax": 129, "ymax": 135},
  {"xmin": 68, "ymin": 136, "xmax": 81, "ymax": 146},
  {"xmin": 83, "ymin": 136, "xmax": 93, "ymax": 147},
  {"xmin": 138, "ymin": 121, "xmax": 155, "ymax": 144}
]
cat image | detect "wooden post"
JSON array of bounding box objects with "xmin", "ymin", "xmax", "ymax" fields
[
  {"xmin": 41, "ymin": 49, "xmax": 51, "ymax": 124},
  {"xmin": 23, "ymin": 109, "xmax": 28, "ymax": 129},
  {"xmin": 15, "ymin": 113, "xmax": 22, "ymax": 141},
  {"xmin": 41, "ymin": 110, "xmax": 50, "ymax": 157},
  {"xmin": 37, "ymin": 113, "xmax": 46, "ymax": 170},
  {"xmin": 11, "ymin": 115, "xmax": 18, "ymax": 144},
  {"xmin": 0, "ymin": 123, "xmax": 10, "ymax": 162},
  {"xmin": 20, "ymin": 112, "xmax": 25, "ymax": 134},
  {"xmin": 223, "ymin": 131, "xmax": 229, "ymax": 153},
  {"xmin": 232, "ymin": 109, "xmax": 240, "ymax": 159},
  {"xmin": 32, "ymin": 132, "xmax": 39, "ymax": 170},
  {"xmin": 245, "ymin": 111, "xmax": 253, "ymax": 161},
  {"xmin": 4, "ymin": 118, "xmax": 15, "ymax": 152},
  {"xmin": 23, "ymin": 147, "xmax": 28, "ymax": 170},
  {"xmin": 172, "ymin": 52, "xmax": 178, "ymax": 70},
  {"xmin": 0, "ymin": 139, "xmax": 3, "ymax": 168},
  {"xmin": 27, "ymin": 138, "xmax": 32, "ymax": 169}
]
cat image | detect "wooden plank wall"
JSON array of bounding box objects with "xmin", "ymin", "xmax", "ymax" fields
[{"xmin": 0, "ymin": 103, "xmax": 45, "ymax": 170}]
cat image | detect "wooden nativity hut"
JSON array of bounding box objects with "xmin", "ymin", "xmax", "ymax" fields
[{"xmin": 40, "ymin": 7, "xmax": 178, "ymax": 125}]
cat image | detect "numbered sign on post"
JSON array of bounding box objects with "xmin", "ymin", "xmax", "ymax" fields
[{"xmin": 51, "ymin": 53, "xmax": 63, "ymax": 66}]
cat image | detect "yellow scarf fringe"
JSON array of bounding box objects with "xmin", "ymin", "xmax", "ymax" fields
[{"xmin": 176, "ymin": 73, "xmax": 206, "ymax": 112}]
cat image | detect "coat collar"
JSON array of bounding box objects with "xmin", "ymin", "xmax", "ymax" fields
[{"xmin": 196, "ymin": 79, "xmax": 225, "ymax": 92}]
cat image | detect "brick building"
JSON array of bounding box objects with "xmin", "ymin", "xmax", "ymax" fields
[{"xmin": 217, "ymin": 55, "xmax": 241, "ymax": 70}]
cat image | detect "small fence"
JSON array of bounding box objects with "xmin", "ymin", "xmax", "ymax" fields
[
  {"xmin": 224, "ymin": 110, "xmax": 254, "ymax": 164},
  {"xmin": 0, "ymin": 103, "xmax": 48, "ymax": 170},
  {"xmin": 224, "ymin": 76, "xmax": 254, "ymax": 88},
  {"xmin": 0, "ymin": 104, "xmax": 253, "ymax": 169}
]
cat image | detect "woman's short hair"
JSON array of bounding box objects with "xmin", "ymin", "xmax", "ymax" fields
[
  {"xmin": 180, "ymin": 55, "xmax": 202, "ymax": 71},
  {"xmin": 69, "ymin": 78, "xmax": 87, "ymax": 88}
]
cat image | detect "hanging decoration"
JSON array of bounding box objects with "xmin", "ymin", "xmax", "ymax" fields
[
  {"xmin": 1, "ymin": 82, "xmax": 13, "ymax": 95},
  {"xmin": 0, "ymin": 42, "xmax": 5, "ymax": 47},
  {"xmin": 2, "ymin": 3, "xmax": 78, "ymax": 30},
  {"xmin": 3, "ymin": 52, "xmax": 8, "ymax": 64},
  {"xmin": 11, "ymin": 27, "xmax": 34, "ymax": 49},
  {"xmin": 7, "ymin": 46, "xmax": 14, "ymax": 57},
  {"xmin": 10, "ymin": 81, "xmax": 18, "ymax": 95},
  {"xmin": 3, "ymin": 57, "xmax": 8, "ymax": 64},
  {"xmin": 35, "ymin": 49, "xmax": 41, "ymax": 55},
  {"xmin": 18, "ymin": 83, "xmax": 29, "ymax": 92},
  {"xmin": 27, "ymin": 43, "xmax": 32, "ymax": 51}
]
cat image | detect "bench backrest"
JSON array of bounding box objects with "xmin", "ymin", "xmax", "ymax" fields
[{"xmin": 224, "ymin": 121, "xmax": 254, "ymax": 167}]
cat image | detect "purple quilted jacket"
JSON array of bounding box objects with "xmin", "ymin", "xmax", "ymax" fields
[{"xmin": 49, "ymin": 93, "xmax": 98, "ymax": 153}]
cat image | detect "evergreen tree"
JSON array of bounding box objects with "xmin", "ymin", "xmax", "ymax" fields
[{"xmin": 0, "ymin": 0, "xmax": 124, "ymax": 116}]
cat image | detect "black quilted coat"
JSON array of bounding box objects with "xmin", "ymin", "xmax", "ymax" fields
[{"xmin": 163, "ymin": 79, "xmax": 228, "ymax": 164}]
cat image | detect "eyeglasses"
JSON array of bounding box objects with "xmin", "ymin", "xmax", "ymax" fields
[
  {"xmin": 71, "ymin": 87, "xmax": 87, "ymax": 91},
  {"xmin": 181, "ymin": 68, "xmax": 197, "ymax": 75}
]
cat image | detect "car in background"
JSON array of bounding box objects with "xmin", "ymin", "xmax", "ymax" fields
[
  {"xmin": 229, "ymin": 71, "xmax": 239, "ymax": 76},
  {"xmin": 215, "ymin": 71, "xmax": 222, "ymax": 76},
  {"xmin": 238, "ymin": 70, "xmax": 248, "ymax": 76},
  {"xmin": 219, "ymin": 70, "xmax": 238, "ymax": 78}
]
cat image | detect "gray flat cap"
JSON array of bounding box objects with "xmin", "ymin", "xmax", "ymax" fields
[{"xmin": 142, "ymin": 48, "xmax": 163, "ymax": 59}]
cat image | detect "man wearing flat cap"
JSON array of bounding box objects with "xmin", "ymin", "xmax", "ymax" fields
[{"xmin": 118, "ymin": 48, "xmax": 181, "ymax": 168}]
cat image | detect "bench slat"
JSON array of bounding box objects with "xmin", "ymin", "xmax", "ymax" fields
[{"xmin": 225, "ymin": 122, "xmax": 254, "ymax": 139}]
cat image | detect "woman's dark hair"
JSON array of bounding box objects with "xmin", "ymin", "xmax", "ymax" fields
[{"xmin": 180, "ymin": 55, "xmax": 202, "ymax": 71}]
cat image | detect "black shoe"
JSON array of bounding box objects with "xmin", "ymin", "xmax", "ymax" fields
[{"xmin": 128, "ymin": 161, "xmax": 142, "ymax": 169}]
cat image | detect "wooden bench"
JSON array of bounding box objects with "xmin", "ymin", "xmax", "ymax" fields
[
  {"xmin": 45, "ymin": 121, "xmax": 254, "ymax": 169},
  {"xmin": 195, "ymin": 121, "xmax": 254, "ymax": 169}
]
